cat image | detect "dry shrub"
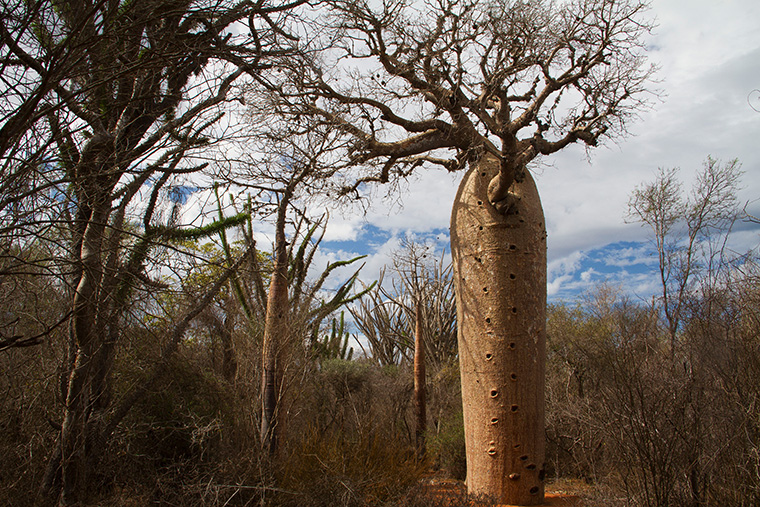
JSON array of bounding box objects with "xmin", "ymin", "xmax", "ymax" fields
[
  {"xmin": 273, "ymin": 358, "xmax": 424, "ymax": 505},
  {"xmin": 276, "ymin": 427, "xmax": 426, "ymax": 506},
  {"xmin": 100, "ymin": 340, "xmax": 264, "ymax": 506},
  {"xmin": 424, "ymin": 360, "xmax": 465, "ymax": 480},
  {"xmin": 399, "ymin": 479, "xmax": 495, "ymax": 507},
  {"xmin": 0, "ymin": 337, "xmax": 65, "ymax": 507}
]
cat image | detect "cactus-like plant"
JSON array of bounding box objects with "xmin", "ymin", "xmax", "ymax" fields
[{"xmin": 312, "ymin": 311, "xmax": 355, "ymax": 362}]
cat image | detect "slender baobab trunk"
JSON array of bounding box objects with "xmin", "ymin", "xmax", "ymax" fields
[
  {"xmin": 451, "ymin": 154, "xmax": 547, "ymax": 505},
  {"xmin": 261, "ymin": 195, "xmax": 290, "ymax": 456},
  {"xmin": 414, "ymin": 299, "xmax": 426, "ymax": 458}
]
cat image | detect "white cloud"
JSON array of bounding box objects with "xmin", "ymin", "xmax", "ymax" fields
[
  {"xmin": 601, "ymin": 244, "xmax": 658, "ymax": 269},
  {"xmin": 548, "ymin": 251, "xmax": 586, "ymax": 297},
  {"xmin": 362, "ymin": 169, "xmax": 461, "ymax": 235},
  {"xmin": 322, "ymin": 215, "xmax": 364, "ymax": 242},
  {"xmin": 580, "ymin": 269, "xmax": 597, "ymax": 283}
]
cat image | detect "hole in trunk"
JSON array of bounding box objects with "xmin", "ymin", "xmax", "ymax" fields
[
  {"xmin": 520, "ymin": 455, "xmax": 529, "ymax": 461},
  {"xmin": 530, "ymin": 486, "xmax": 539, "ymax": 495},
  {"xmin": 512, "ymin": 307, "xmax": 518, "ymax": 314},
  {"xmin": 485, "ymin": 353, "xmax": 493, "ymax": 360},
  {"xmin": 526, "ymin": 464, "xmax": 536, "ymax": 470},
  {"xmin": 485, "ymin": 317, "xmax": 491, "ymax": 323},
  {"xmin": 490, "ymin": 417, "xmax": 499, "ymax": 425},
  {"xmin": 509, "ymin": 342, "xmax": 516, "ymax": 349},
  {"xmin": 490, "ymin": 389, "xmax": 499, "ymax": 398},
  {"xmin": 509, "ymin": 273, "xmax": 516, "ymax": 279},
  {"xmin": 510, "ymin": 373, "xmax": 517, "ymax": 381},
  {"xmin": 511, "ymin": 405, "xmax": 519, "ymax": 412}
]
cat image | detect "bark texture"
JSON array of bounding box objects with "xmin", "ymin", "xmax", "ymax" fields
[
  {"xmin": 414, "ymin": 300, "xmax": 426, "ymax": 457},
  {"xmin": 261, "ymin": 195, "xmax": 291, "ymax": 456},
  {"xmin": 451, "ymin": 154, "xmax": 547, "ymax": 505}
]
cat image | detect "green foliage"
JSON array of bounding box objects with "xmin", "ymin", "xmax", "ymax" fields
[
  {"xmin": 125, "ymin": 351, "xmax": 232, "ymax": 463},
  {"xmin": 0, "ymin": 342, "xmax": 63, "ymax": 507},
  {"xmin": 319, "ymin": 358, "xmax": 371, "ymax": 397},
  {"xmin": 312, "ymin": 312, "xmax": 355, "ymax": 362},
  {"xmin": 153, "ymin": 212, "xmax": 249, "ymax": 242},
  {"xmin": 97, "ymin": 341, "xmax": 251, "ymax": 505}
]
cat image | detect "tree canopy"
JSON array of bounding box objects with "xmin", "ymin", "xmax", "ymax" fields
[{"xmin": 263, "ymin": 0, "xmax": 656, "ymax": 208}]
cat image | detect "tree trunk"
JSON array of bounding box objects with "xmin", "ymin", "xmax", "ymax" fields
[
  {"xmin": 59, "ymin": 201, "xmax": 111, "ymax": 505},
  {"xmin": 451, "ymin": 154, "xmax": 547, "ymax": 505},
  {"xmin": 414, "ymin": 299, "xmax": 426, "ymax": 458},
  {"xmin": 221, "ymin": 315, "xmax": 237, "ymax": 382},
  {"xmin": 261, "ymin": 197, "xmax": 290, "ymax": 457}
]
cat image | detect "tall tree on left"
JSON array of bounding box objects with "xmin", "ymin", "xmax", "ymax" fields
[{"xmin": 0, "ymin": 0, "xmax": 305, "ymax": 503}]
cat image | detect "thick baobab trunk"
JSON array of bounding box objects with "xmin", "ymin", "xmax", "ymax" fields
[
  {"xmin": 451, "ymin": 155, "xmax": 547, "ymax": 505},
  {"xmin": 414, "ymin": 300, "xmax": 426, "ymax": 458}
]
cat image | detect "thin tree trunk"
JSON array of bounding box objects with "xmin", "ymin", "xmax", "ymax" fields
[
  {"xmin": 261, "ymin": 196, "xmax": 290, "ymax": 457},
  {"xmin": 221, "ymin": 315, "xmax": 237, "ymax": 382},
  {"xmin": 451, "ymin": 154, "xmax": 547, "ymax": 505},
  {"xmin": 414, "ymin": 299, "xmax": 426, "ymax": 458}
]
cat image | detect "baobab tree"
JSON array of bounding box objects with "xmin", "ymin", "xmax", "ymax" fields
[
  {"xmin": 265, "ymin": 0, "xmax": 656, "ymax": 503},
  {"xmin": 388, "ymin": 241, "xmax": 457, "ymax": 457},
  {"xmin": 216, "ymin": 99, "xmax": 377, "ymax": 458}
]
